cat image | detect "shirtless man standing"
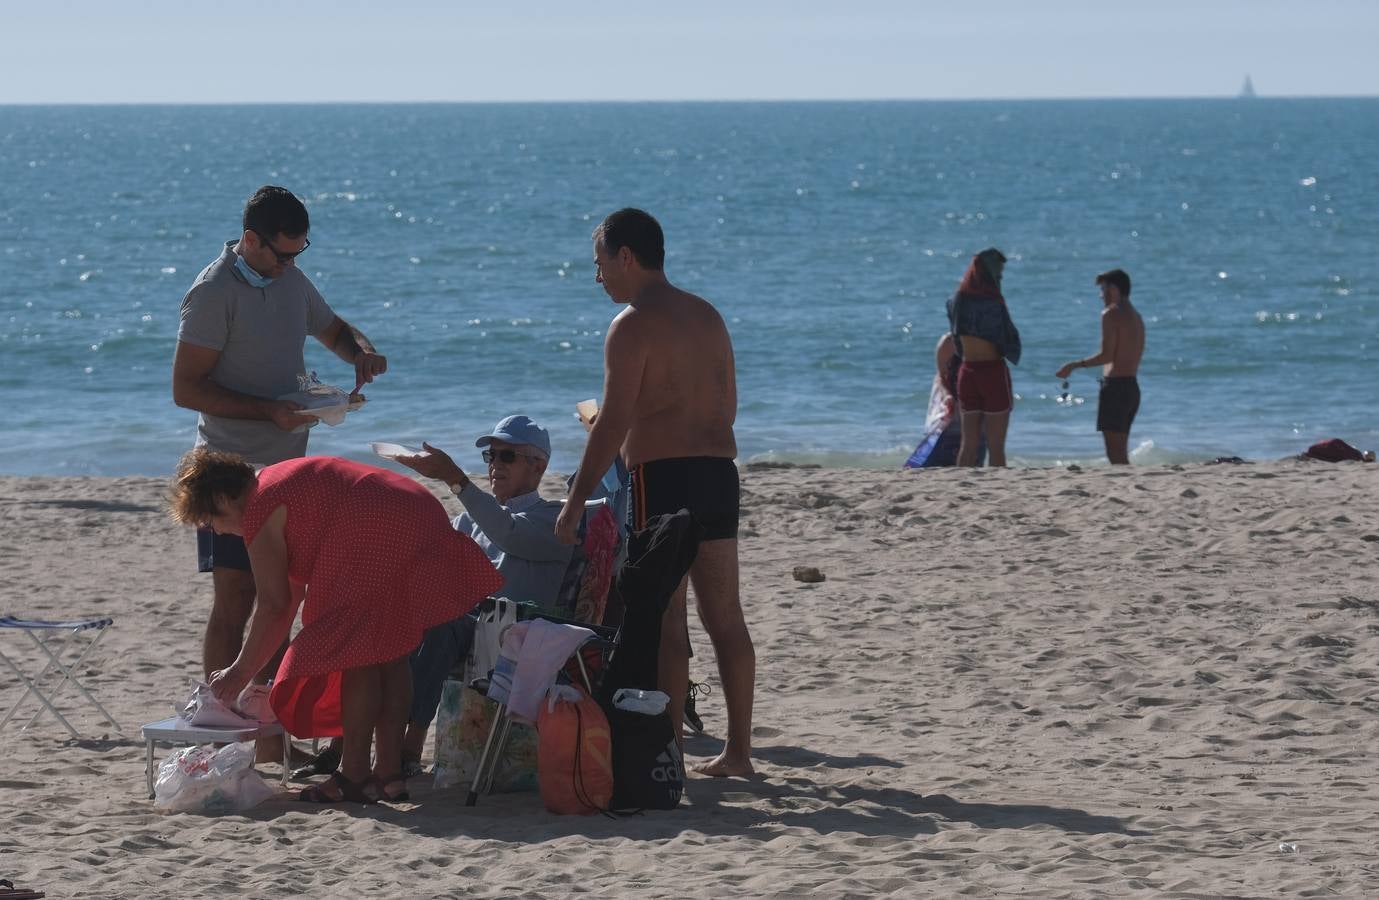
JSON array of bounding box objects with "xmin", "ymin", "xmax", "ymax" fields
[
  {"xmin": 556, "ymin": 208, "xmax": 755, "ymax": 777},
  {"xmin": 1056, "ymin": 268, "xmax": 1145, "ymax": 464}
]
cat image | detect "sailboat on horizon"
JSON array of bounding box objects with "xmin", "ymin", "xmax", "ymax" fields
[{"xmin": 1239, "ymin": 74, "xmax": 1257, "ymax": 99}]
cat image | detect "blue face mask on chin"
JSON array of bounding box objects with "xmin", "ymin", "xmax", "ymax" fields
[{"xmin": 234, "ymin": 253, "xmax": 274, "ymax": 288}]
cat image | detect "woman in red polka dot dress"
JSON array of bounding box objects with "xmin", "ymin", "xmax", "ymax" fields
[{"xmin": 170, "ymin": 448, "xmax": 503, "ymax": 804}]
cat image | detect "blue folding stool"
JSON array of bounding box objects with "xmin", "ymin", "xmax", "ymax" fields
[{"xmin": 0, "ymin": 615, "xmax": 123, "ymax": 738}]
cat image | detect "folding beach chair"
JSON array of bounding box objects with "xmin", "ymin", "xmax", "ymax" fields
[
  {"xmin": 0, "ymin": 615, "xmax": 122, "ymax": 739},
  {"xmin": 426, "ymin": 498, "xmax": 619, "ymax": 795},
  {"xmin": 452, "ymin": 498, "xmax": 620, "ymax": 805},
  {"xmin": 464, "ymin": 613, "xmax": 615, "ymax": 806},
  {"xmin": 463, "ymin": 509, "xmax": 701, "ymax": 807}
]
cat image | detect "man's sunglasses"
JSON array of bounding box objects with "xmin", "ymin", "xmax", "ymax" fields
[
  {"xmin": 254, "ymin": 230, "xmax": 310, "ymax": 264},
  {"xmin": 482, "ymin": 448, "xmax": 538, "ymax": 465}
]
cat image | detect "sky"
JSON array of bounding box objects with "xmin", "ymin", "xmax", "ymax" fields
[{"xmin": 1, "ymin": 0, "xmax": 1375, "ymax": 103}]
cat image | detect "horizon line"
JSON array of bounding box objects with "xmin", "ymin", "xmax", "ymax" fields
[{"xmin": 2, "ymin": 93, "xmax": 1378, "ymax": 107}]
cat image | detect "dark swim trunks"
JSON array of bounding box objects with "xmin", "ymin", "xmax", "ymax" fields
[
  {"xmin": 1097, "ymin": 376, "xmax": 1141, "ymax": 434},
  {"xmin": 956, "ymin": 359, "xmax": 1013, "ymax": 414},
  {"xmin": 629, "ymin": 456, "xmax": 740, "ymax": 541},
  {"xmin": 196, "ymin": 527, "xmax": 251, "ymax": 573}
]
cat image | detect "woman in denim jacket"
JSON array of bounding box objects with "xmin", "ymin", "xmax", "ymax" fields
[{"xmin": 945, "ymin": 248, "xmax": 1021, "ymax": 466}]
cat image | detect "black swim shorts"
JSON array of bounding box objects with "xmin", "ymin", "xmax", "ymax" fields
[
  {"xmin": 1096, "ymin": 376, "xmax": 1141, "ymax": 434},
  {"xmin": 629, "ymin": 456, "xmax": 740, "ymax": 541},
  {"xmin": 197, "ymin": 527, "xmax": 251, "ymax": 573}
]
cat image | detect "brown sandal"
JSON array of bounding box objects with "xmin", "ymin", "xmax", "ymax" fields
[
  {"xmin": 373, "ymin": 772, "xmax": 410, "ymax": 803},
  {"xmin": 297, "ymin": 771, "xmax": 375, "ymax": 804}
]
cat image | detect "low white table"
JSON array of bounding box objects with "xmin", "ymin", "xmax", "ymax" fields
[{"xmin": 141, "ymin": 716, "xmax": 289, "ymax": 799}]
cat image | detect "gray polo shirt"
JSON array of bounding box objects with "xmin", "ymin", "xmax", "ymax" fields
[
  {"xmin": 177, "ymin": 241, "xmax": 338, "ymax": 465},
  {"xmin": 453, "ymin": 486, "xmax": 574, "ymax": 609}
]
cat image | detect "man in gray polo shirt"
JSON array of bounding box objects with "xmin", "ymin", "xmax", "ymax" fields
[
  {"xmin": 172, "ymin": 186, "xmax": 387, "ymax": 760},
  {"xmin": 393, "ymin": 414, "xmax": 574, "ymax": 776}
]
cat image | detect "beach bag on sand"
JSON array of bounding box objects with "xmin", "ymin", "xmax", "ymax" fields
[
  {"xmin": 431, "ymin": 675, "xmax": 538, "ymax": 793},
  {"xmin": 432, "ymin": 598, "xmax": 539, "ymax": 792},
  {"xmin": 153, "ymin": 742, "xmax": 274, "ymax": 814},
  {"xmin": 538, "ymin": 684, "xmax": 614, "ymax": 815},
  {"xmin": 1305, "ymin": 438, "xmax": 1364, "ymax": 462},
  {"xmin": 604, "ymin": 690, "xmax": 683, "ymax": 812}
]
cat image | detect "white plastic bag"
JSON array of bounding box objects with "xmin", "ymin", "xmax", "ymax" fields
[
  {"xmin": 472, "ymin": 598, "xmax": 518, "ymax": 681},
  {"xmin": 153, "ymin": 742, "xmax": 275, "ymax": 814}
]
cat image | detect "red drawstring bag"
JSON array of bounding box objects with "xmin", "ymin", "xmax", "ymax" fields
[{"xmin": 537, "ymin": 684, "xmax": 614, "ymax": 815}]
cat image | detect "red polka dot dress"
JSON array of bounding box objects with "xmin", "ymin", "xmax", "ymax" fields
[{"xmin": 241, "ymin": 456, "xmax": 504, "ymax": 738}]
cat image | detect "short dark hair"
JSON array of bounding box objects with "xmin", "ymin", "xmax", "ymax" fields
[
  {"xmin": 1095, "ymin": 268, "xmax": 1131, "ymax": 297},
  {"xmin": 168, "ymin": 448, "xmax": 255, "ymax": 527},
  {"xmin": 593, "ymin": 208, "xmax": 665, "ymax": 270},
  {"xmin": 243, "ymin": 185, "xmax": 310, "ymax": 239}
]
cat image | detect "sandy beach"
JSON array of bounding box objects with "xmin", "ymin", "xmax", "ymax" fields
[{"xmin": 3, "ymin": 459, "xmax": 1378, "ymax": 898}]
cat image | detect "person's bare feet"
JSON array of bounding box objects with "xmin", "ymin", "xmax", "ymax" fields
[{"xmin": 692, "ymin": 751, "xmax": 755, "ymax": 778}]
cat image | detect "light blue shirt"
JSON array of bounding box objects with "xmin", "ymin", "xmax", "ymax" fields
[{"xmin": 453, "ymin": 485, "xmax": 573, "ymax": 610}]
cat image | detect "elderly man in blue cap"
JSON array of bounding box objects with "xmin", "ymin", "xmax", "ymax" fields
[{"xmin": 392, "ymin": 414, "xmax": 574, "ymax": 778}]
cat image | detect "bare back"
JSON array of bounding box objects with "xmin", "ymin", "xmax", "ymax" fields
[
  {"xmin": 1103, "ymin": 302, "xmax": 1145, "ymax": 377},
  {"xmin": 618, "ymin": 286, "xmax": 737, "ymax": 466},
  {"xmin": 955, "ymin": 334, "xmax": 1003, "ymax": 362}
]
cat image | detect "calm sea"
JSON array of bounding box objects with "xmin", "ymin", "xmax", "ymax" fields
[{"xmin": 2, "ymin": 100, "xmax": 1376, "ymax": 476}]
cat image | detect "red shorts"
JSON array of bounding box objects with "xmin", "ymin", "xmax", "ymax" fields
[{"xmin": 956, "ymin": 359, "xmax": 1012, "ymax": 414}]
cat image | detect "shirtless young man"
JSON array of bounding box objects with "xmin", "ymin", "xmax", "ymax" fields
[
  {"xmin": 1056, "ymin": 268, "xmax": 1146, "ymax": 464},
  {"xmin": 555, "ymin": 208, "xmax": 755, "ymax": 777}
]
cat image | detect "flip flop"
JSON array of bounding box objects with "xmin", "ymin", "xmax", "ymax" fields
[
  {"xmin": 297, "ymin": 771, "xmax": 374, "ymax": 804},
  {"xmin": 0, "ymin": 879, "xmax": 45, "ymax": 899}
]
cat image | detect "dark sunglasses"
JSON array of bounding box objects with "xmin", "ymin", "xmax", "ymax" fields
[
  {"xmin": 254, "ymin": 230, "xmax": 310, "ymax": 264},
  {"xmin": 482, "ymin": 448, "xmax": 537, "ymax": 465}
]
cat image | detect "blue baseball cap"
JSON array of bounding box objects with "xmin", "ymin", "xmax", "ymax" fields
[{"xmin": 474, "ymin": 414, "xmax": 551, "ymax": 459}]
